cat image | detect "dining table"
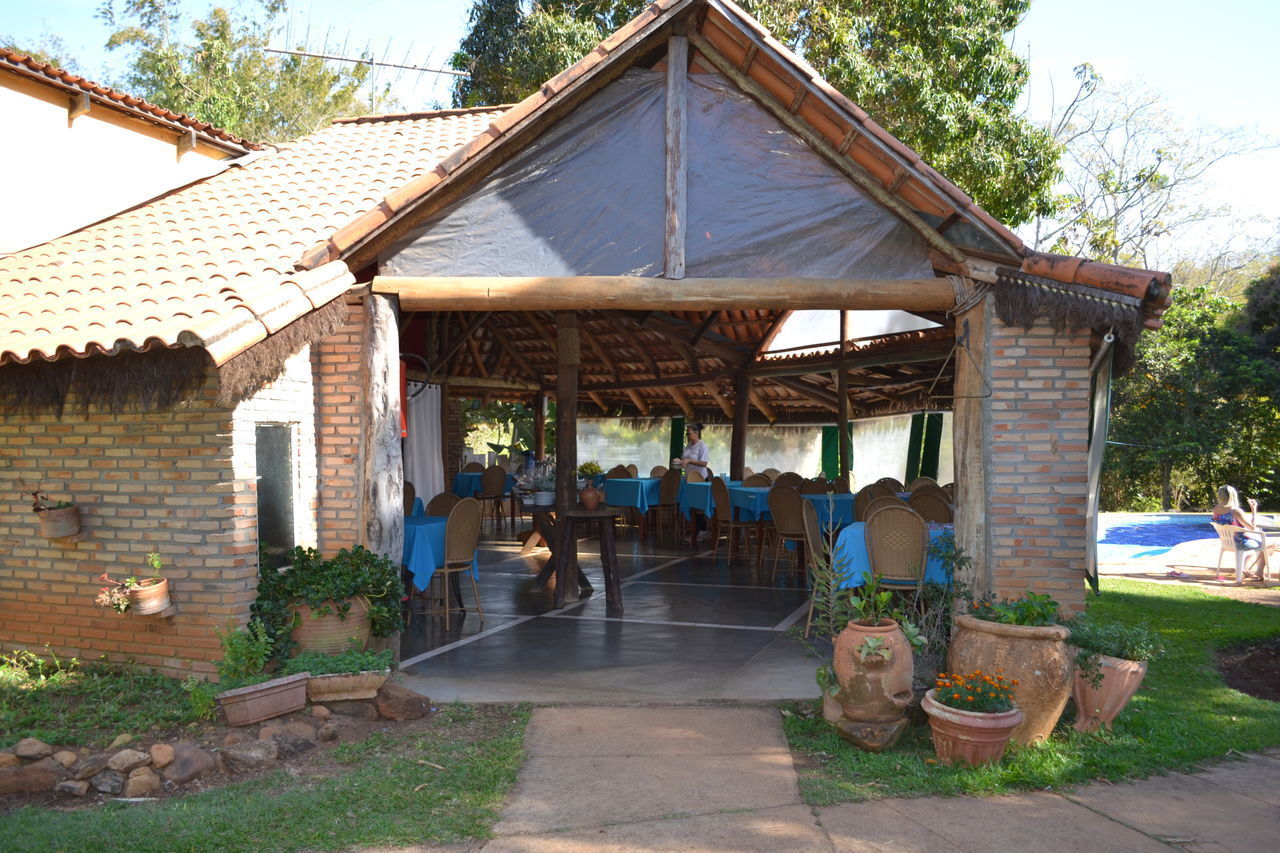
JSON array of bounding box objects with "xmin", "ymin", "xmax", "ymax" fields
[
  {"xmin": 402, "ymin": 515, "xmax": 478, "ymax": 594},
  {"xmin": 603, "ymin": 476, "xmax": 662, "ymax": 537},
  {"xmin": 829, "ymin": 522, "xmax": 953, "ymax": 588},
  {"xmin": 451, "ymin": 470, "xmax": 516, "ymax": 498}
]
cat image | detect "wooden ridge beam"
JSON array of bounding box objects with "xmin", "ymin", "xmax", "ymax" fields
[{"xmin": 748, "ymin": 338, "xmax": 954, "ymax": 378}]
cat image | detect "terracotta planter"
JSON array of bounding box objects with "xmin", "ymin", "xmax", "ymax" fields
[
  {"xmin": 947, "ymin": 613, "xmax": 1072, "ymax": 745},
  {"xmin": 38, "ymin": 505, "xmax": 80, "ymax": 538},
  {"xmin": 217, "ymin": 672, "xmax": 309, "ymax": 726},
  {"xmin": 578, "ymin": 485, "xmax": 602, "ymax": 510},
  {"xmin": 1072, "ymin": 655, "xmax": 1148, "ymax": 732},
  {"xmin": 922, "ymin": 688, "xmax": 1023, "ymax": 766},
  {"xmin": 127, "ymin": 577, "xmax": 171, "ymax": 615},
  {"xmin": 306, "ymin": 669, "xmax": 391, "ymax": 702},
  {"xmin": 290, "ymin": 597, "xmax": 371, "ymax": 654},
  {"xmin": 827, "ymin": 618, "xmax": 914, "ymax": 751}
]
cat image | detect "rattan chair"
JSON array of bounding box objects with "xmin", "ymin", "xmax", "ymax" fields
[
  {"xmin": 627, "ymin": 464, "xmax": 639, "ymax": 478},
  {"xmin": 767, "ymin": 485, "xmax": 807, "ymax": 580},
  {"xmin": 801, "ymin": 499, "xmax": 827, "ymax": 637},
  {"xmin": 874, "ymin": 476, "xmax": 905, "ymax": 492},
  {"xmin": 863, "ymin": 495, "xmax": 909, "ymax": 521},
  {"xmin": 649, "ymin": 465, "xmax": 668, "ymax": 477},
  {"xmin": 773, "ymin": 471, "xmax": 804, "ymax": 489},
  {"xmin": 742, "ymin": 467, "xmax": 754, "ymax": 477},
  {"xmin": 425, "ymin": 492, "xmax": 461, "ymax": 517},
  {"xmin": 942, "ymin": 483, "xmax": 955, "ymax": 501},
  {"xmin": 761, "ymin": 468, "xmax": 781, "ymax": 481},
  {"xmin": 742, "ymin": 473, "xmax": 771, "ymax": 487},
  {"xmin": 831, "ymin": 477, "xmax": 852, "ymax": 494},
  {"xmin": 710, "ymin": 477, "xmax": 750, "ymax": 561},
  {"xmin": 404, "ymin": 480, "xmax": 417, "ymax": 516},
  {"xmin": 1211, "ymin": 522, "xmax": 1270, "ymax": 583},
  {"xmin": 907, "ymin": 476, "xmax": 938, "ymax": 492},
  {"xmin": 655, "ymin": 468, "xmax": 684, "ymax": 541},
  {"xmin": 434, "ymin": 497, "xmax": 485, "ymax": 630},
  {"xmin": 604, "ymin": 464, "xmax": 630, "ymax": 479},
  {"xmin": 908, "ymin": 491, "xmax": 953, "ymax": 523},
  {"xmin": 800, "ymin": 478, "xmax": 830, "ymax": 495},
  {"xmin": 461, "ymin": 461, "xmax": 485, "ymax": 473},
  {"xmin": 685, "ymin": 468, "xmax": 705, "ymax": 483},
  {"xmin": 865, "ymin": 482, "xmax": 897, "ymax": 501},
  {"xmin": 864, "ymin": 504, "xmax": 927, "ymax": 591},
  {"xmin": 474, "ymin": 465, "xmax": 509, "ymax": 529}
]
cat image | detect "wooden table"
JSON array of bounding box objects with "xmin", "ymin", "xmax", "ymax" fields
[{"xmin": 532, "ymin": 507, "xmax": 624, "ymax": 615}]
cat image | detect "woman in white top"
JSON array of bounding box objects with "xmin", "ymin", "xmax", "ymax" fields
[{"xmin": 673, "ymin": 423, "xmax": 710, "ymax": 475}]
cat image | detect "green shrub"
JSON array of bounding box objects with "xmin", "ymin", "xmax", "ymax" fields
[
  {"xmin": 279, "ymin": 648, "xmax": 394, "ymax": 677},
  {"xmin": 969, "ymin": 590, "xmax": 1060, "ymax": 626},
  {"xmin": 1064, "ymin": 613, "xmax": 1166, "ymax": 687}
]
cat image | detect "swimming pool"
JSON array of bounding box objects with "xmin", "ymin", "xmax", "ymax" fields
[{"xmin": 1096, "ymin": 513, "xmax": 1216, "ymax": 562}]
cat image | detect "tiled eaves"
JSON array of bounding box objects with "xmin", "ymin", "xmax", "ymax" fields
[
  {"xmin": 0, "ymin": 47, "xmax": 258, "ymax": 153},
  {"xmin": 758, "ymin": 327, "xmax": 954, "ymax": 367}
]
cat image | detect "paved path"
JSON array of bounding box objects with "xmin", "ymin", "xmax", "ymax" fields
[{"xmin": 369, "ymin": 705, "xmax": 1280, "ymax": 852}]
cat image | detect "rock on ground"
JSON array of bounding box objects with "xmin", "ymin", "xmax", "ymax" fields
[
  {"xmin": 0, "ymin": 762, "xmax": 59, "ymax": 795},
  {"xmin": 107, "ymin": 748, "xmax": 151, "ymax": 772},
  {"xmin": 124, "ymin": 767, "xmax": 161, "ymax": 797},
  {"xmin": 162, "ymin": 744, "xmax": 215, "ymax": 784},
  {"xmin": 55, "ymin": 779, "xmax": 90, "ymax": 797},
  {"xmin": 221, "ymin": 739, "xmax": 278, "ymax": 773},
  {"xmin": 73, "ymin": 753, "xmax": 111, "ymax": 780},
  {"xmin": 91, "ymin": 769, "xmax": 125, "ymax": 794},
  {"xmin": 375, "ymin": 683, "xmax": 431, "ymax": 721},
  {"xmin": 14, "ymin": 738, "xmax": 52, "ymax": 760},
  {"xmin": 150, "ymin": 743, "xmax": 175, "ymax": 769}
]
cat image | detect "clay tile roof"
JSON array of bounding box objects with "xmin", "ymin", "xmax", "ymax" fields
[
  {"xmin": 0, "ymin": 47, "xmax": 258, "ymax": 153},
  {"xmin": 0, "ymin": 107, "xmax": 505, "ymax": 367}
]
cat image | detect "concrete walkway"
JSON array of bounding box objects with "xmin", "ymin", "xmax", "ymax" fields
[{"xmin": 378, "ymin": 705, "xmax": 1280, "ymax": 852}]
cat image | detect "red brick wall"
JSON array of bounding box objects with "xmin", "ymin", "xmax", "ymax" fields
[
  {"xmin": 986, "ymin": 322, "xmax": 1092, "ymax": 615},
  {"xmin": 313, "ymin": 300, "xmax": 366, "ymax": 554}
]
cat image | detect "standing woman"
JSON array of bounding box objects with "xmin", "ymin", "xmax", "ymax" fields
[
  {"xmin": 673, "ymin": 423, "xmax": 711, "ymax": 476},
  {"xmin": 1210, "ymin": 485, "xmax": 1269, "ymax": 581}
]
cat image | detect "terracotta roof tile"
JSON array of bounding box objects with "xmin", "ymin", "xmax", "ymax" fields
[{"xmin": 0, "ymin": 108, "xmax": 504, "ymax": 366}]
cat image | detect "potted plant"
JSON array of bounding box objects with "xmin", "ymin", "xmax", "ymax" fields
[
  {"xmin": 532, "ymin": 472, "xmax": 556, "ymax": 507},
  {"xmin": 93, "ymin": 551, "xmax": 171, "ymax": 615},
  {"xmin": 1064, "ymin": 615, "xmax": 1165, "ymax": 732},
  {"xmin": 29, "ymin": 490, "xmax": 80, "ymax": 538},
  {"xmin": 280, "ymin": 647, "xmax": 394, "ymax": 701},
  {"xmin": 185, "ymin": 619, "xmax": 308, "ymax": 726},
  {"xmin": 254, "ymin": 545, "xmax": 404, "ymax": 656},
  {"xmin": 921, "ymin": 669, "xmax": 1023, "ymax": 766},
  {"xmin": 947, "ymin": 590, "xmax": 1072, "ymax": 745}
]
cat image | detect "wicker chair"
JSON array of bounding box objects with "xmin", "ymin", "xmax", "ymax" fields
[
  {"xmin": 404, "ymin": 480, "xmax": 417, "ymax": 516},
  {"xmin": 436, "ymin": 497, "xmax": 485, "ymax": 630},
  {"xmin": 874, "ymin": 476, "xmax": 905, "ymax": 492},
  {"xmin": 425, "ymin": 492, "xmax": 461, "ymax": 517},
  {"xmin": 604, "ymin": 464, "xmax": 630, "ymax": 479},
  {"xmin": 761, "ymin": 468, "xmax": 781, "ymax": 481},
  {"xmin": 627, "ymin": 464, "xmax": 639, "ymax": 478},
  {"xmin": 907, "ymin": 476, "xmax": 938, "ymax": 492},
  {"xmin": 461, "ymin": 461, "xmax": 485, "ymax": 473},
  {"xmin": 908, "ymin": 491, "xmax": 953, "ymax": 523},
  {"xmin": 773, "ymin": 471, "xmax": 804, "ymax": 490},
  {"xmin": 865, "ymin": 482, "xmax": 897, "ymax": 501},
  {"xmin": 1211, "ymin": 522, "xmax": 1270, "ymax": 583},
  {"xmin": 800, "ymin": 478, "xmax": 830, "ymax": 495},
  {"xmin": 767, "ymin": 485, "xmax": 807, "ymax": 580},
  {"xmin": 863, "ymin": 495, "xmax": 909, "ymax": 521},
  {"xmin": 864, "ymin": 504, "xmax": 927, "ymax": 591},
  {"xmin": 474, "ymin": 465, "xmax": 509, "ymax": 529},
  {"xmin": 853, "ymin": 487, "xmax": 874, "ymax": 522},
  {"xmin": 801, "ymin": 499, "xmax": 827, "ymax": 637},
  {"xmin": 649, "ymin": 465, "xmax": 668, "ymax": 477},
  {"xmin": 685, "ymin": 468, "xmax": 705, "ymax": 483},
  {"xmin": 742, "ymin": 473, "xmax": 771, "ymax": 487},
  {"xmin": 942, "ymin": 483, "xmax": 955, "ymax": 501},
  {"xmin": 710, "ymin": 477, "xmax": 750, "ymax": 561},
  {"xmin": 655, "ymin": 468, "xmax": 684, "ymax": 541},
  {"xmin": 742, "ymin": 467, "xmax": 754, "ymax": 477}
]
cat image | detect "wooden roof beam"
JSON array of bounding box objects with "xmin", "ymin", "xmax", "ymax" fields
[
  {"xmin": 749, "ymin": 389, "xmax": 777, "ymax": 423},
  {"xmin": 626, "ymin": 389, "xmax": 650, "ymax": 415},
  {"xmin": 588, "ymin": 391, "xmax": 610, "ymax": 414},
  {"xmin": 703, "ymin": 381, "xmax": 734, "ymax": 418},
  {"xmin": 773, "ymin": 377, "xmax": 840, "ymax": 411},
  {"xmin": 667, "ymin": 386, "xmax": 695, "ymax": 418},
  {"xmin": 481, "ymin": 316, "xmax": 541, "ymax": 381},
  {"xmin": 582, "ymin": 368, "xmax": 732, "ymax": 393}
]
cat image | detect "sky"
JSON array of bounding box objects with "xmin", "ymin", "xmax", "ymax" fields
[{"xmin": 6, "ymin": 0, "xmax": 1277, "ymax": 264}]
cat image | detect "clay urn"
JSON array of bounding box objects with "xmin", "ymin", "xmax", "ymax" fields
[
  {"xmin": 578, "ymin": 484, "xmax": 602, "ymax": 511},
  {"xmin": 826, "ymin": 618, "xmax": 914, "ymax": 751}
]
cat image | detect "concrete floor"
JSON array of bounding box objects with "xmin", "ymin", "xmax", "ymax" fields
[{"xmin": 397, "ymin": 520, "xmax": 824, "ymax": 703}]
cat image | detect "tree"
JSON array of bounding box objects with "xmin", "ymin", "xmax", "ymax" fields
[
  {"xmin": 1103, "ymin": 286, "xmax": 1280, "ymax": 511},
  {"xmin": 1, "ymin": 32, "xmax": 80, "ymax": 72},
  {"xmin": 449, "ymin": 0, "xmax": 1057, "ymax": 225},
  {"xmin": 1242, "ymin": 262, "xmax": 1280, "ymax": 379},
  {"xmin": 99, "ymin": 0, "xmax": 389, "ymax": 143}
]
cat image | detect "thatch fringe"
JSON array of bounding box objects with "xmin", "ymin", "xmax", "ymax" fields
[
  {"xmin": 216, "ymin": 297, "xmax": 350, "ymax": 405},
  {"xmin": 0, "ymin": 347, "xmax": 211, "ymax": 417},
  {"xmin": 993, "ymin": 271, "xmax": 1143, "ymax": 343}
]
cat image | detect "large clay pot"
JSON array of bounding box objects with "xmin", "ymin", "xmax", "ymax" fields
[
  {"xmin": 127, "ymin": 577, "xmax": 171, "ymax": 615},
  {"xmin": 290, "ymin": 597, "xmax": 371, "ymax": 654},
  {"xmin": 578, "ymin": 484, "xmax": 602, "ymax": 511},
  {"xmin": 1072, "ymin": 655, "xmax": 1148, "ymax": 732},
  {"xmin": 947, "ymin": 614, "xmax": 1072, "ymax": 745},
  {"xmin": 921, "ymin": 688, "xmax": 1023, "ymax": 766},
  {"xmin": 827, "ymin": 618, "xmax": 914, "ymax": 751}
]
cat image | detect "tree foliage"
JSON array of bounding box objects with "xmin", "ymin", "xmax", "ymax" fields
[
  {"xmin": 1103, "ymin": 286, "xmax": 1280, "ymax": 510},
  {"xmin": 449, "ymin": 0, "xmax": 1057, "ymax": 224},
  {"xmin": 98, "ymin": 0, "xmax": 388, "ymax": 143}
]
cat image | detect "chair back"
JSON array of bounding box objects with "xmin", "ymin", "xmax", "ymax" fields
[
  {"xmin": 773, "ymin": 471, "xmax": 804, "ymax": 489},
  {"xmin": 711, "ymin": 477, "xmax": 734, "ymax": 523},
  {"xmin": 659, "ymin": 468, "xmax": 683, "ymax": 504},
  {"xmin": 942, "ymin": 483, "xmax": 955, "ymax": 501},
  {"xmin": 444, "ymin": 498, "xmax": 483, "ymax": 566},
  {"xmin": 801, "ymin": 499, "xmax": 825, "ymax": 572},
  {"xmin": 800, "ymin": 478, "xmax": 830, "ymax": 495},
  {"xmin": 684, "ymin": 468, "xmax": 705, "ymax": 483},
  {"xmin": 874, "ymin": 476, "xmax": 905, "ymax": 492},
  {"xmin": 865, "ymin": 482, "xmax": 896, "ymax": 501},
  {"xmin": 742, "ymin": 467, "xmax": 753, "ymax": 477},
  {"xmin": 864, "ymin": 495, "xmax": 909, "ymax": 520},
  {"xmin": 426, "ymin": 492, "xmax": 461, "ymax": 517},
  {"xmin": 605, "ymin": 464, "xmax": 630, "ymax": 479},
  {"xmin": 761, "ymin": 468, "xmax": 781, "ymax": 481},
  {"xmin": 495, "ymin": 455, "xmax": 510, "ymax": 472},
  {"xmin": 908, "ymin": 476, "xmax": 938, "ymax": 492},
  {"xmin": 854, "ymin": 487, "xmax": 874, "ymax": 522},
  {"xmin": 864, "ymin": 505, "xmax": 927, "ymax": 586},
  {"xmin": 908, "ymin": 491, "xmax": 953, "ymax": 523},
  {"xmin": 649, "ymin": 465, "xmax": 668, "ymax": 478},
  {"xmin": 404, "ymin": 481, "xmax": 417, "ymax": 516},
  {"xmin": 461, "ymin": 461, "xmax": 484, "ymax": 473},
  {"xmin": 768, "ymin": 485, "xmax": 805, "ymax": 537},
  {"xmin": 1211, "ymin": 522, "xmax": 1239, "ymax": 553},
  {"xmin": 742, "ymin": 473, "xmax": 771, "ymax": 487},
  {"xmin": 479, "ymin": 465, "xmax": 507, "ymax": 496},
  {"xmin": 626, "ymin": 464, "xmax": 639, "ymax": 478},
  {"xmin": 831, "ymin": 477, "xmax": 852, "ymax": 494}
]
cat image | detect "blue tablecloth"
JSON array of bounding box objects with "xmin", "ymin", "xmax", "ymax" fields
[
  {"xmin": 804, "ymin": 493, "xmax": 855, "ymax": 528},
  {"xmin": 729, "ymin": 486, "xmax": 771, "ymax": 521},
  {"xmin": 830, "ymin": 522, "xmax": 953, "ymax": 588},
  {"xmin": 452, "ymin": 471, "xmax": 515, "ymax": 498},
  {"xmin": 410, "ymin": 496, "xmax": 425, "ymax": 516},
  {"xmin": 678, "ymin": 479, "xmax": 741, "ymax": 519},
  {"xmin": 604, "ymin": 477, "xmax": 662, "ymax": 513},
  {"xmin": 403, "ymin": 515, "xmax": 477, "ymax": 591}
]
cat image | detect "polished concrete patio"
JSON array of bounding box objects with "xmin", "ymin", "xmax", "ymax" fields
[{"xmin": 397, "ymin": 520, "xmax": 823, "ymax": 703}]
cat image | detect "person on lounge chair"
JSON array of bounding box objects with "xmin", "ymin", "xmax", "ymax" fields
[{"xmin": 1210, "ymin": 485, "xmax": 1269, "ymax": 581}]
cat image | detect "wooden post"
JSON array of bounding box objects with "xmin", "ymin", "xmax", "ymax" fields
[
  {"xmin": 555, "ymin": 313, "xmax": 579, "ymax": 514},
  {"xmin": 665, "ymin": 33, "xmax": 688, "ymax": 280},
  {"xmin": 837, "ymin": 311, "xmax": 852, "ymax": 487},
  {"xmin": 533, "ymin": 392, "xmax": 547, "ymax": 461},
  {"xmin": 952, "ymin": 297, "xmax": 991, "ymax": 597},
  {"xmin": 360, "ymin": 294, "xmax": 404, "ymax": 562},
  {"xmin": 731, "ymin": 371, "xmax": 749, "ymax": 479}
]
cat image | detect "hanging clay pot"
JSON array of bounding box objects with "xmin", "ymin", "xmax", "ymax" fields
[
  {"xmin": 578, "ymin": 484, "xmax": 602, "ymax": 510},
  {"xmin": 826, "ymin": 618, "xmax": 914, "ymax": 751}
]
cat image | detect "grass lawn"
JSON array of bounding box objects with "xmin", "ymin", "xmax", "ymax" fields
[{"xmin": 784, "ymin": 578, "xmax": 1280, "ymax": 805}]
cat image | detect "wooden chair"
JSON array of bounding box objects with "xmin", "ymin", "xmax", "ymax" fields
[
  {"xmin": 773, "ymin": 471, "xmax": 804, "ymax": 490},
  {"xmin": 604, "ymin": 464, "xmax": 630, "ymax": 479},
  {"xmin": 626, "ymin": 464, "xmax": 639, "ymax": 478},
  {"xmin": 855, "ymin": 487, "xmax": 901, "ymax": 521},
  {"xmin": 865, "ymin": 482, "xmax": 896, "ymax": 501},
  {"xmin": 1210, "ymin": 522, "xmax": 1270, "ymax": 583},
  {"xmin": 433, "ymin": 497, "xmax": 485, "ymax": 631},
  {"xmin": 801, "ymin": 500, "xmax": 827, "ymax": 638},
  {"xmin": 742, "ymin": 467, "xmax": 754, "ymax": 477},
  {"xmin": 907, "ymin": 476, "xmax": 938, "ymax": 492},
  {"xmin": 649, "ymin": 465, "xmax": 668, "ymax": 477},
  {"xmin": 685, "ymin": 468, "xmax": 705, "ymax": 483},
  {"xmin": 864, "ymin": 504, "xmax": 927, "ymax": 591},
  {"xmin": 655, "ymin": 468, "xmax": 684, "ymax": 541},
  {"xmin": 425, "ymin": 492, "xmax": 460, "ymax": 517},
  {"xmin": 767, "ymin": 485, "xmax": 807, "ymax": 580},
  {"xmin": 461, "ymin": 461, "xmax": 485, "ymax": 473},
  {"xmin": 831, "ymin": 478, "xmax": 852, "ymax": 494},
  {"xmin": 404, "ymin": 480, "xmax": 417, "ymax": 516},
  {"xmin": 908, "ymin": 491, "xmax": 953, "ymax": 523},
  {"xmin": 874, "ymin": 476, "xmax": 905, "ymax": 492},
  {"xmin": 742, "ymin": 473, "xmax": 771, "ymax": 487},
  {"xmin": 710, "ymin": 477, "xmax": 750, "ymax": 562},
  {"xmin": 474, "ymin": 465, "xmax": 509, "ymax": 529},
  {"xmin": 800, "ymin": 478, "xmax": 830, "ymax": 495}
]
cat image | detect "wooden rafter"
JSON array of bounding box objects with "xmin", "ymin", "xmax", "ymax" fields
[
  {"xmin": 703, "ymin": 381, "xmax": 734, "ymax": 418},
  {"xmin": 667, "ymin": 386, "xmax": 695, "ymax": 418}
]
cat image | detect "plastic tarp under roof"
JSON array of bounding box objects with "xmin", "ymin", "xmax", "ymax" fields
[{"xmin": 380, "ymin": 69, "xmax": 933, "ymax": 280}]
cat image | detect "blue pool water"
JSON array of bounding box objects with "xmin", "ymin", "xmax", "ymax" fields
[{"xmin": 1096, "ymin": 513, "xmax": 1216, "ymax": 562}]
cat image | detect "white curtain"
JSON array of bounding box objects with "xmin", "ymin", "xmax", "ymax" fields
[{"xmin": 404, "ymin": 382, "xmax": 444, "ymax": 502}]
